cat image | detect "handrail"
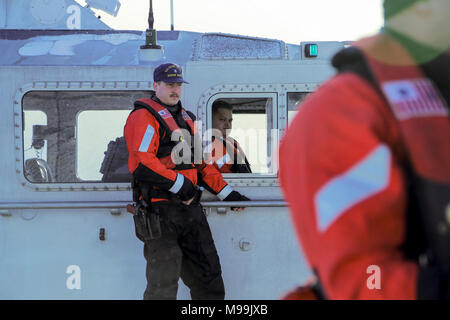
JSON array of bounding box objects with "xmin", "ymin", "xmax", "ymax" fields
[
  {"xmin": 0, "ymin": 201, "xmax": 130, "ymax": 210},
  {"xmin": 202, "ymin": 201, "xmax": 286, "ymax": 207},
  {"xmin": 0, "ymin": 200, "xmax": 287, "ymax": 210}
]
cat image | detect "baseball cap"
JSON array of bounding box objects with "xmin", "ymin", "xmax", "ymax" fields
[{"xmin": 153, "ymin": 63, "xmax": 189, "ymax": 84}]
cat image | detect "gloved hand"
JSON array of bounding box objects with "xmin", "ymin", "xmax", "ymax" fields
[{"xmin": 223, "ymin": 191, "xmax": 250, "ymax": 211}]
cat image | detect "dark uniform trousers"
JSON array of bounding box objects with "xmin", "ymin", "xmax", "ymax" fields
[{"xmin": 143, "ymin": 201, "xmax": 225, "ymax": 300}]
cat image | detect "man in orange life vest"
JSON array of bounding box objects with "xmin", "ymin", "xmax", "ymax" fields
[
  {"xmin": 279, "ymin": 0, "xmax": 449, "ymax": 299},
  {"xmin": 124, "ymin": 63, "xmax": 249, "ymax": 300},
  {"xmin": 209, "ymin": 100, "xmax": 251, "ymax": 212}
]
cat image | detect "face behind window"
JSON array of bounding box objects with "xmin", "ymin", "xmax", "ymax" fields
[
  {"xmin": 209, "ymin": 97, "xmax": 273, "ymax": 175},
  {"xmin": 212, "ymin": 107, "xmax": 233, "ymax": 138}
]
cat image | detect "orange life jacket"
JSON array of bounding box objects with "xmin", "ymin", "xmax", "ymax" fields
[
  {"xmin": 208, "ymin": 136, "xmax": 252, "ymax": 173},
  {"xmin": 133, "ymin": 98, "xmax": 198, "ymax": 170}
]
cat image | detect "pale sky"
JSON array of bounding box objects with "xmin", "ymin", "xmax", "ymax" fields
[{"xmin": 77, "ymin": 0, "xmax": 384, "ymax": 44}]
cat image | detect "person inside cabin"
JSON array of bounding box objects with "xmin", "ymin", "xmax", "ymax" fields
[
  {"xmin": 210, "ymin": 100, "xmax": 252, "ymax": 174},
  {"xmin": 279, "ymin": 0, "xmax": 450, "ymax": 300}
]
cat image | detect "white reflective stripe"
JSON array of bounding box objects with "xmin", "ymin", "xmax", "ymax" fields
[
  {"xmin": 216, "ymin": 153, "xmax": 231, "ymax": 169},
  {"xmin": 138, "ymin": 125, "xmax": 155, "ymax": 152},
  {"xmin": 315, "ymin": 144, "xmax": 391, "ymax": 232},
  {"xmin": 168, "ymin": 173, "xmax": 184, "ymax": 194},
  {"xmin": 217, "ymin": 184, "xmax": 233, "ymax": 200}
]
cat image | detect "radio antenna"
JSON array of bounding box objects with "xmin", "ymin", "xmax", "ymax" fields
[
  {"xmin": 148, "ymin": 0, "xmax": 154, "ymax": 29},
  {"xmin": 141, "ymin": 0, "xmax": 161, "ymax": 49},
  {"xmin": 170, "ymin": 0, "xmax": 174, "ymax": 31}
]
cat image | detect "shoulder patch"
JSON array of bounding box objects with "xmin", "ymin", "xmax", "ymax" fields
[{"xmin": 382, "ymin": 78, "xmax": 449, "ymax": 120}]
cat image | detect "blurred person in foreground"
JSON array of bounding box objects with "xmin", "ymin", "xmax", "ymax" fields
[{"xmin": 279, "ymin": 0, "xmax": 450, "ymax": 299}]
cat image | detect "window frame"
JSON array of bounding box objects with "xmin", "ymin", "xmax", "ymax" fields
[
  {"xmin": 15, "ymin": 80, "xmax": 153, "ymax": 192},
  {"xmin": 15, "ymin": 81, "xmax": 319, "ymax": 192},
  {"xmin": 197, "ymin": 83, "xmax": 281, "ymax": 187},
  {"xmin": 75, "ymin": 109, "xmax": 132, "ymax": 182},
  {"xmin": 286, "ymin": 91, "xmax": 312, "ymax": 127},
  {"xmin": 196, "ymin": 82, "xmax": 319, "ymax": 187},
  {"xmin": 206, "ymin": 92, "xmax": 278, "ymax": 177},
  {"xmin": 278, "ymin": 84, "xmax": 319, "ymax": 137}
]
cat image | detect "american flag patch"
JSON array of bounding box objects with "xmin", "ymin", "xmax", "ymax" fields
[
  {"xmin": 158, "ymin": 109, "xmax": 172, "ymax": 119},
  {"xmin": 382, "ymin": 79, "xmax": 448, "ymax": 120}
]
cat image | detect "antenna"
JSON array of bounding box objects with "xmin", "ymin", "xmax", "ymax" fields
[
  {"xmin": 170, "ymin": 0, "xmax": 174, "ymax": 31},
  {"xmin": 148, "ymin": 0, "xmax": 154, "ymax": 29},
  {"xmin": 141, "ymin": 0, "xmax": 161, "ymax": 50},
  {"xmin": 139, "ymin": 0, "xmax": 164, "ymax": 61}
]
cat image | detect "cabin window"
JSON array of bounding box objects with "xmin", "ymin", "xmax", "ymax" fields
[
  {"xmin": 207, "ymin": 94, "xmax": 277, "ymax": 175},
  {"xmin": 77, "ymin": 110, "xmax": 131, "ymax": 181},
  {"xmin": 23, "ymin": 110, "xmax": 49, "ymax": 182},
  {"xmin": 287, "ymin": 92, "xmax": 310, "ymax": 125},
  {"xmin": 22, "ymin": 90, "xmax": 153, "ymax": 184}
]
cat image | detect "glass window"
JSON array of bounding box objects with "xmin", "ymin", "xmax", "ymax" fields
[
  {"xmin": 287, "ymin": 92, "xmax": 310, "ymax": 125},
  {"xmin": 23, "ymin": 110, "xmax": 49, "ymax": 182},
  {"xmin": 77, "ymin": 110, "xmax": 131, "ymax": 181},
  {"xmin": 208, "ymin": 96, "xmax": 276, "ymax": 175},
  {"xmin": 22, "ymin": 90, "xmax": 153, "ymax": 183}
]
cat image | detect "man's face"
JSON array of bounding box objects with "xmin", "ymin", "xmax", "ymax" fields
[
  {"xmin": 212, "ymin": 107, "xmax": 233, "ymax": 137},
  {"xmin": 153, "ymin": 81, "xmax": 183, "ymax": 106}
]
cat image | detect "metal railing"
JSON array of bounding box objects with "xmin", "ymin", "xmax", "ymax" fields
[{"xmin": 0, "ymin": 200, "xmax": 287, "ymax": 213}]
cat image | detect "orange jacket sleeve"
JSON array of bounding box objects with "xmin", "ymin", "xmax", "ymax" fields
[
  {"xmin": 197, "ymin": 162, "xmax": 232, "ymax": 199},
  {"xmin": 125, "ymin": 109, "xmax": 176, "ymax": 180}
]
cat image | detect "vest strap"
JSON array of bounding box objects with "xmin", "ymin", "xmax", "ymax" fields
[{"xmin": 134, "ymin": 98, "xmax": 196, "ymax": 135}]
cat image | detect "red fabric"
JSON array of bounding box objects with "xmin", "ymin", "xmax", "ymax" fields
[
  {"xmin": 198, "ymin": 161, "xmax": 228, "ymax": 192},
  {"xmin": 357, "ymin": 35, "xmax": 450, "ymax": 184},
  {"xmin": 281, "ymin": 286, "xmax": 320, "ymax": 300},
  {"xmin": 136, "ymin": 98, "xmax": 197, "ymax": 134},
  {"xmin": 124, "ymin": 108, "xmax": 181, "ymax": 182},
  {"xmin": 209, "ymin": 137, "xmax": 236, "ymax": 173},
  {"xmin": 279, "ymin": 73, "xmax": 418, "ymax": 299},
  {"xmin": 124, "ymin": 106, "xmax": 228, "ymax": 194}
]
